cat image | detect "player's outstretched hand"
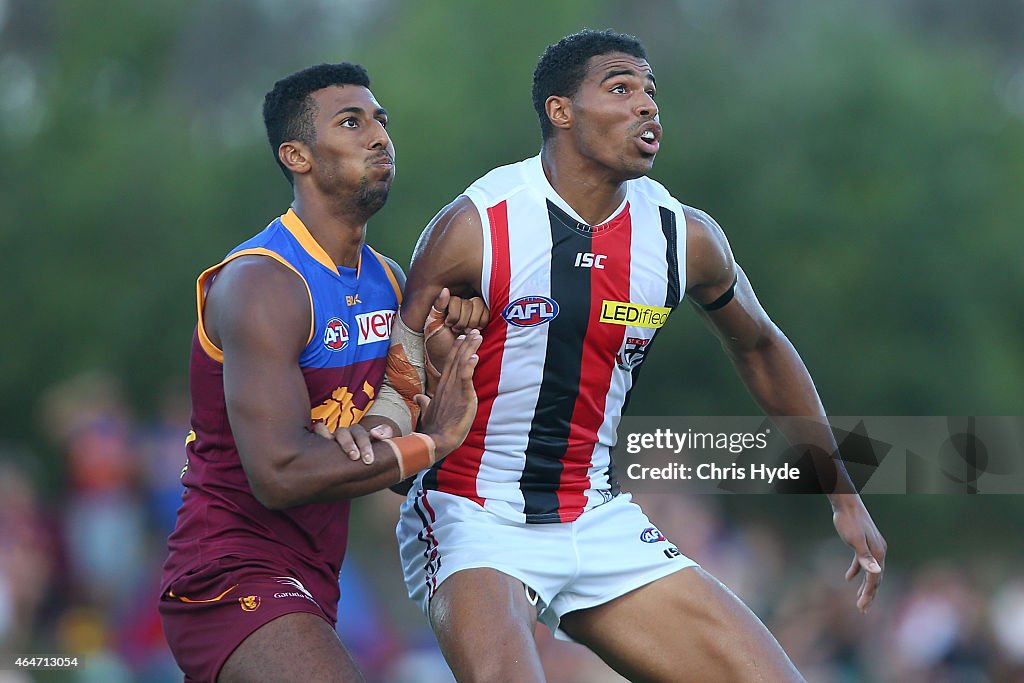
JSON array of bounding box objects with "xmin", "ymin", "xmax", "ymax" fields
[
  {"xmin": 416, "ymin": 329, "xmax": 482, "ymax": 458},
  {"xmin": 312, "ymin": 421, "xmax": 393, "ymax": 465},
  {"xmin": 832, "ymin": 496, "xmax": 887, "ymax": 613}
]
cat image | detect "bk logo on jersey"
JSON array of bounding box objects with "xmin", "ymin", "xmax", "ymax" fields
[
  {"xmin": 502, "ymin": 296, "xmax": 559, "ymax": 327},
  {"xmin": 323, "ymin": 318, "xmax": 350, "ymax": 351}
]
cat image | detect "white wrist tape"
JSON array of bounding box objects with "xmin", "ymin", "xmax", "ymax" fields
[
  {"xmin": 365, "ymin": 310, "xmax": 427, "ymax": 434},
  {"xmin": 367, "ymin": 383, "xmax": 414, "ymax": 435}
]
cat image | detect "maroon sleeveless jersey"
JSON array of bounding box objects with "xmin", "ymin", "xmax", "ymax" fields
[{"xmin": 160, "ymin": 210, "xmax": 401, "ymax": 622}]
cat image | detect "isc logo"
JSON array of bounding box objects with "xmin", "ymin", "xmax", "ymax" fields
[
  {"xmin": 574, "ymin": 252, "xmax": 606, "ymax": 269},
  {"xmin": 502, "ymin": 296, "xmax": 559, "ymax": 327},
  {"xmin": 323, "ymin": 318, "xmax": 350, "ymax": 351}
]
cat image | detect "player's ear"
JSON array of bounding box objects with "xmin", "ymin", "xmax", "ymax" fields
[
  {"xmin": 279, "ymin": 141, "xmax": 312, "ymax": 176},
  {"xmin": 545, "ymin": 95, "xmax": 573, "ymax": 132}
]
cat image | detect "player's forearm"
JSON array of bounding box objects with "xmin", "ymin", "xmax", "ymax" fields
[
  {"xmin": 728, "ymin": 325, "xmax": 825, "ymax": 418},
  {"xmin": 249, "ymin": 327, "xmax": 480, "ymax": 508},
  {"xmin": 244, "ymin": 433, "xmax": 403, "ymax": 509},
  {"xmin": 729, "ymin": 328, "xmax": 859, "ymax": 497}
]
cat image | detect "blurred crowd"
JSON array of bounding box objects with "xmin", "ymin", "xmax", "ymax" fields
[{"xmin": 1, "ymin": 371, "xmax": 1022, "ymax": 683}]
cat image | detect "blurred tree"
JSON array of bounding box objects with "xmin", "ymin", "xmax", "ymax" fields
[
  {"xmin": 1, "ymin": 0, "xmax": 1021, "ymax": 554},
  {"xmin": 607, "ymin": 1, "xmax": 1024, "ymax": 417}
]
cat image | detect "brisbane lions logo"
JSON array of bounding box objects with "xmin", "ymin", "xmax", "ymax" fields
[
  {"xmin": 616, "ymin": 336, "xmax": 651, "ymax": 371},
  {"xmin": 311, "ymin": 381, "xmax": 376, "ymax": 431},
  {"xmin": 239, "ymin": 595, "xmax": 261, "ymax": 612}
]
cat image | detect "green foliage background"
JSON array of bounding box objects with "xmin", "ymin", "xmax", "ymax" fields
[{"xmin": 2, "ymin": 0, "xmax": 1022, "ymax": 561}]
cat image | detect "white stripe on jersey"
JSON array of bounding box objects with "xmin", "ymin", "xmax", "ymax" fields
[{"xmin": 475, "ymin": 201, "xmax": 556, "ymax": 516}]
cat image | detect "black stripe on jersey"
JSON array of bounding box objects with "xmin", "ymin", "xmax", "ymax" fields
[
  {"xmin": 521, "ymin": 200, "xmax": 593, "ymax": 522},
  {"xmin": 621, "ymin": 206, "xmax": 682, "ymax": 418},
  {"xmin": 615, "ymin": 207, "xmax": 681, "ymax": 491},
  {"xmin": 660, "ymin": 206, "xmax": 681, "ymax": 309}
]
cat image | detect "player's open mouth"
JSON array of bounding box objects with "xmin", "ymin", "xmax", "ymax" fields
[{"xmin": 636, "ymin": 123, "xmax": 661, "ymax": 155}]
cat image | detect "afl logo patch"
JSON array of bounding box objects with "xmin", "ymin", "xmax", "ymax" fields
[
  {"xmin": 502, "ymin": 296, "xmax": 559, "ymax": 327},
  {"xmin": 640, "ymin": 526, "xmax": 666, "ymax": 543},
  {"xmin": 323, "ymin": 318, "xmax": 350, "ymax": 351}
]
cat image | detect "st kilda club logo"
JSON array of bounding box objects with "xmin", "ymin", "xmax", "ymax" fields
[
  {"xmin": 616, "ymin": 336, "xmax": 651, "ymax": 371},
  {"xmin": 323, "ymin": 318, "xmax": 350, "ymax": 351}
]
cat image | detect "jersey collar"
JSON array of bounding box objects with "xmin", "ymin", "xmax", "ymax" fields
[
  {"xmin": 280, "ymin": 209, "xmax": 363, "ymax": 277},
  {"xmin": 526, "ymin": 154, "xmax": 630, "ymax": 229}
]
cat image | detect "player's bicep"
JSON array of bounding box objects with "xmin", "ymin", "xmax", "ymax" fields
[
  {"xmin": 402, "ymin": 195, "xmax": 484, "ymax": 330},
  {"xmin": 684, "ymin": 207, "xmax": 775, "ymax": 353},
  {"xmin": 691, "ymin": 266, "xmax": 778, "ymax": 354},
  {"xmin": 684, "ymin": 206, "xmax": 736, "ymax": 304},
  {"xmin": 207, "ymin": 258, "xmax": 313, "ymax": 485}
]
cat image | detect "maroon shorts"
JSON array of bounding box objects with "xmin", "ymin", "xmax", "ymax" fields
[{"xmin": 159, "ymin": 557, "xmax": 333, "ymax": 682}]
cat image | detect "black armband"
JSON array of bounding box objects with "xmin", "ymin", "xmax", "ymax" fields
[{"xmin": 700, "ymin": 275, "xmax": 738, "ymax": 312}]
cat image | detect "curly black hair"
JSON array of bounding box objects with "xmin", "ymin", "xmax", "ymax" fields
[
  {"xmin": 262, "ymin": 63, "xmax": 371, "ymax": 184},
  {"xmin": 532, "ymin": 29, "xmax": 647, "ymax": 140}
]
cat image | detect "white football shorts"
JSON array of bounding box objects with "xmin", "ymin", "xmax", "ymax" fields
[{"xmin": 397, "ymin": 489, "xmax": 698, "ymax": 640}]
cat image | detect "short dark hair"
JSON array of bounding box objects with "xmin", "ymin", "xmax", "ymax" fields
[
  {"xmin": 532, "ymin": 29, "xmax": 647, "ymax": 140},
  {"xmin": 262, "ymin": 62, "xmax": 371, "ymax": 184}
]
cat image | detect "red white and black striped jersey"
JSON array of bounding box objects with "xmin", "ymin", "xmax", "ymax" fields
[{"xmin": 420, "ymin": 155, "xmax": 686, "ymax": 523}]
